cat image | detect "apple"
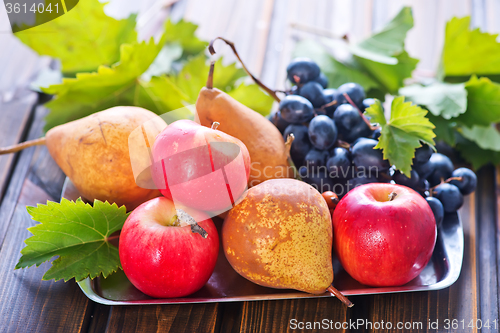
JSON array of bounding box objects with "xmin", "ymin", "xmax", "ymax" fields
[
  {"xmin": 151, "ymin": 119, "xmax": 250, "ymax": 214},
  {"xmin": 119, "ymin": 196, "xmax": 219, "ymax": 298},
  {"xmin": 332, "ymin": 183, "xmax": 436, "ymax": 287}
]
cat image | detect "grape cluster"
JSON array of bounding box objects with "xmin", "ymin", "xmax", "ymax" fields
[{"xmin": 268, "ymin": 57, "xmax": 477, "ymax": 226}]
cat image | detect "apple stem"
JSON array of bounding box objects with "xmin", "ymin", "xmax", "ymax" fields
[
  {"xmin": 327, "ymin": 285, "xmax": 353, "ymax": 307},
  {"xmin": 176, "ymin": 209, "xmax": 209, "ymax": 238},
  {"xmin": 206, "ymin": 61, "xmax": 215, "ymax": 89},
  {"xmin": 388, "ymin": 192, "xmax": 398, "ymax": 201},
  {"xmin": 208, "ymin": 37, "xmax": 281, "ymax": 102},
  {"xmin": 0, "ymin": 136, "xmax": 46, "ymax": 155},
  {"xmin": 191, "ymin": 223, "xmax": 208, "ymax": 238},
  {"xmin": 211, "ymin": 122, "xmax": 220, "ymax": 130}
]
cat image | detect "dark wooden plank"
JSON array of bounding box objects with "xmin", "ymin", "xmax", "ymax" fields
[
  {"xmin": 0, "ymin": 106, "xmax": 93, "ymax": 332},
  {"xmin": 0, "ymin": 92, "xmax": 37, "ymax": 202}
]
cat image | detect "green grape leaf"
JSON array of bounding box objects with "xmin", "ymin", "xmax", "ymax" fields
[
  {"xmin": 399, "ymin": 82, "xmax": 467, "ymax": 119},
  {"xmin": 455, "ymin": 135, "xmax": 500, "ymax": 169},
  {"xmin": 15, "ymin": 198, "xmax": 129, "ymax": 282},
  {"xmin": 350, "ymin": 7, "xmax": 414, "ymax": 64},
  {"xmin": 228, "ymin": 82, "xmax": 275, "ymax": 116},
  {"xmin": 457, "ymin": 75, "xmax": 500, "ymax": 126},
  {"xmin": 41, "ymin": 39, "xmax": 171, "ymax": 131},
  {"xmin": 15, "ymin": 0, "xmax": 137, "ymax": 74},
  {"xmin": 427, "ymin": 114, "xmax": 457, "ymax": 146},
  {"xmin": 162, "ymin": 19, "xmax": 207, "ymax": 57},
  {"xmin": 292, "ymin": 39, "xmax": 380, "ymax": 91},
  {"xmin": 365, "ymin": 97, "xmax": 436, "ymax": 176},
  {"xmin": 355, "ymin": 51, "xmax": 419, "ymax": 94},
  {"xmin": 442, "ymin": 17, "xmax": 500, "ymax": 77},
  {"xmin": 458, "ymin": 124, "xmax": 500, "ymax": 151}
]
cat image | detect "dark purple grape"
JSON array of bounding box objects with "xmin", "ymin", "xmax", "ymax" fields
[
  {"xmin": 313, "ymin": 73, "xmax": 329, "ymax": 89},
  {"xmin": 336, "ymin": 83, "xmax": 366, "ymax": 106},
  {"xmin": 361, "ymin": 98, "xmax": 376, "ymax": 111},
  {"xmin": 267, "ymin": 110, "xmax": 291, "ymax": 134},
  {"xmin": 449, "ymin": 167, "xmax": 477, "ymax": 195},
  {"xmin": 371, "ymin": 127, "xmax": 381, "ymax": 140},
  {"xmin": 426, "ymin": 197, "xmax": 444, "ymax": 228},
  {"xmin": 350, "ymin": 174, "xmax": 379, "ymax": 187},
  {"xmin": 287, "ymin": 58, "xmax": 320, "ymax": 85},
  {"xmin": 333, "ymin": 104, "xmax": 371, "ymax": 143},
  {"xmin": 323, "ymin": 88, "xmax": 338, "ymax": 117},
  {"xmin": 351, "ymin": 138, "xmax": 390, "ymax": 174},
  {"xmin": 279, "ymin": 95, "xmax": 314, "ymax": 124},
  {"xmin": 299, "ymin": 81, "xmax": 327, "ymax": 108},
  {"xmin": 413, "ymin": 144, "xmax": 433, "ymax": 164},
  {"xmin": 393, "ymin": 170, "xmax": 420, "ymax": 189},
  {"xmin": 308, "ymin": 115, "xmax": 338, "ymax": 150},
  {"xmin": 433, "ymin": 183, "xmax": 464, "ymax": 213},
  {"xmin": 326, "ymin": 147, "xmax": 352, "ymax": 176},
  {"xmin": 427, "ymin": 153, "xmax": 454, "ymax": 186},
  {"xmin": 414, "ymin": 160, "xmax": 435, "ymax": 179},
  {"xmin": 283, "ymin": 124, "xmax": 311, "ymax": 167},
  {"xmin": 304, "ymin": 148, "xmax": 329, "ymax": 170},
  {"xmin": 287, "ymin": 85, "xmax": 300, "ymax": 95},
  {"xmin": 299, "ymin": 168, "xmax": 335, "ymax": 193}
]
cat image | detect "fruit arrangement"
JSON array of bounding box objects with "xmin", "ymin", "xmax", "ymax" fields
[{"xmin": 5, "ymin": 8, "xmax": 484, "ymax": 307}]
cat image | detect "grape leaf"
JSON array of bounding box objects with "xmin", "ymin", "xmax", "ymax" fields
[
  {"xmin": 457, "ymin": 75, "xmax": 500, "ymax": 126},
  {"xmin": 365, "ymin": 97, "xmax": 436, "ymax": 176},
  {"xmin": 292, "ymin": 39, "xmax": 380, "ymax": 91},
  {"xmin": 228, "ymin": 82, "xmax": 275, "ymax": 116},
  {"xmin": 442, "ymin": 17, "xmax": 500, "ymax": 77},
  {"xmin": 427, "ymin": 114, "xmax": 457, "ymax": 146},
  {"xmin": 455, "ymin": 135, "xmax": 500, "ymax": 169},
  {"xmin": 350, "ymin": 7, "xmax": 414, "ymax": 64},
  {"xmin": 162, "ymin": 19, "xmax": 207, "ymax": 57},
  {"xmin": 355, "ymin": 51, "xmax": 418, "ymax": 94},
  {"xmin": 459, "ymin": 124, "xmax": 500, "ymax": 151},
  {"xmin": 399, "ymin": 82, "xmax": 467, "ymax": 119},
  {"xmin": 15, "ymin": 0, "xmax": 137, "ymax": 74},
  {"xmin": 15, "ymin": 198, "xmax": 129, "ymax": 282}
]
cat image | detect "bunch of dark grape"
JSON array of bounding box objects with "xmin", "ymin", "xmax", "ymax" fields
[{"xmin": 268, "ymin": 57, "xmax": 477, "ymax": 227}]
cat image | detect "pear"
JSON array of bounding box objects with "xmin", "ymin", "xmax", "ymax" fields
[
  {"xmin": 222, "ymin": 178, "xmax": 352, "ymax": 306},
  {"xmin": 0, "ymin": 107, "xmax": 167, "ymax": 210},
  {"xmin": 195, "ymin": 63, "xmax": 292, "ymax": 187}
]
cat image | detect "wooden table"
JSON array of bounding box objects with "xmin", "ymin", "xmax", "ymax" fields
[{"xmin": 1, "ymin": 0, "xmax": 499, "ymax": 332}]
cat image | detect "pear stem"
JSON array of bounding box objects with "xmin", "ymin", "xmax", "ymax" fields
[
  {"xmin": 0, "ymin": 137, "xmax": 46, "ymax": 155},
  {"xmin": 206, "ymin": 61, "xmax": 215, "ymax": 89},
  {"xmin": 208, "ymin": 37, "xmax": 281, "ymax": 102},
  {"xmin": 327, "ymin": 285, "xmax": 353, "ymax": 307}
]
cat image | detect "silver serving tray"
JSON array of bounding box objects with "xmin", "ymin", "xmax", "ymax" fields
[{"xmin": 61, "ymin": 178, "xmax": 464, "ymax": 305}]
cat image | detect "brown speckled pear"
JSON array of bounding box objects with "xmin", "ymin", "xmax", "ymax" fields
[
  {"xmin": 46, "ymin": 107, "xmax": 166, "ymax": 210},
  {"xmin": 222, "ymin": 178, "xmax": 333, "ymax": 294},
  {"xmin": 195, "ymin": 86, "xmax": 291, "ymax": 187}
]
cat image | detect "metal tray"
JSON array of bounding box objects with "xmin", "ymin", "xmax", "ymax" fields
[{"xmin": 61, "ymin": 178, "xmax": 464, "ymax": 305}]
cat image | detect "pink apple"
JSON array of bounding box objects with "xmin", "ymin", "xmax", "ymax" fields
[
  {"xmin": 119, "ymin": 196, "xmax": 219, "ymax": 298},
  {"xmin": 151, "ymin": 119, "xmax": 250, "ymax": 214},
  {"xmin": 332, "ymin": 183, "xmax": 436, "ymax": 287}
]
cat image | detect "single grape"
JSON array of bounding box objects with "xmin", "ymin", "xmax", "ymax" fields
[
  {"xmin": 287, "ymin": 85, "xmax": 300, "ymax": 95},
  {"xmin": 267, "ymin": 110, "xmax": 291, "ymax": 134},
  {"xmin": 433, "ymin": 183, "xmax": 464, "ymax": 213},
  {"xmin": 308, "ymin": 115, "xmax": 338, "ymax": 150},
  {"xmin": 322, "ymin": 190, "xmax": 339, "ymax": 209},
  {"xmin": 371, "ymin": 127, "xmax": 381, "ymax": 140},
  {"xmin": 449, "ymin": 167, "xmax": 477, "ymax": 195},
  {"xmin": 314, "ymin": 73, "xmax": 329, "ymax": 89},
  {"xmin": 414, "ymin": 160, "xmax": 435, "ymax": 179},
  {"xmin": 299, "ymin": 81, "xmax": 328, "ymax": 108},
  {"xmin": 361, "ymin": 98, "xmax": 376, "ymax": 111},
  {"xmin": 304, "ymin": 148, "xmax": 329, "ymax": 170},
  {"xmin": 352, "ymin": 138, "xmax": 390, "ymax": 174},
  {"xmin": 326, "ymin": 147, "xmax": 352, "ymax": 176},
  {"xmin": 287, "ymin": 58, "xmax": 321, "ymax": 85},
  {"xmin": 336, "ymin": 83, "xmax": 366, "ymax": 106},
  {"xmin": 283, "ymin": 124, "xmax": 312, "ymax": 166},
  {"xmin": 323, "ymin": 88, "xmax": 338, "ymax": 117},
  {"xmin": 413, "ymin": 144, "xmax": 433, "ymax": 164},
  {"xmin": 279, "ymin": 95, "xmax": 315, "ymax": 124},
  {"xmin": 333, "ymin": 104, "xmax": 371, "ymax": 143},
  {"xmin": 393, "ymin": 170, "xmax": 420, "ymax": 189},
  {"xmin": 426, "ymin": 197, "xmax": 444, "ymax": 228},
  {"xmin": 427, "ymin": 153, "xmax": 454, "ymax": 186}
]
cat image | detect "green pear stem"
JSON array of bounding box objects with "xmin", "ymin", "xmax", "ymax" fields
[
  {"xmin": 327, "ymin": 285, "xmax": 353, "ymax": 307},
  {"xmin": 208, "ymin": 36, "xmax": 281, "ymax": 102},
  {"xmin": 0, "ymin": 137, "xmax": 46, "ymax": 155}
]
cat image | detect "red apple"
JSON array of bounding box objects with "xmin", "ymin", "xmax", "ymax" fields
[
  {"xmin": 119, "ymin": 196, "xmax": 219, "ymax": 298},
  {"xmin": 332, "ymin": 183, "xmax": 436, "ymax": 287},
  {"xmin": 151, "ymin": 119, "xmax": 250, "ymax": 214}
]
